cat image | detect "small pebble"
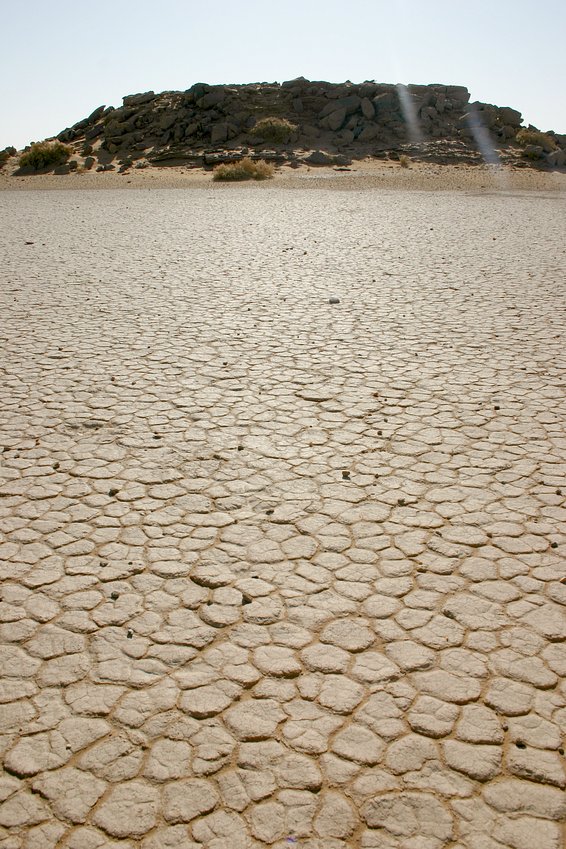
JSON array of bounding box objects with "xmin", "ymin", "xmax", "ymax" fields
[{"xmin": 329, "ymin": 297, "xmax": 340, "ymax": 304}]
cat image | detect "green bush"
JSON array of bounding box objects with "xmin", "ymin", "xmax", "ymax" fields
[
  {"xmin": 249, "ymin": 117, "xmax": 298, "ymax": 143},
  {"xmin": 515, "ymin": 128, "xmax": 556, "ymax": 153},
  {"xmin": 19, "ymin": 141, "xmax": 72, "ymax": 170},
  {"xmin": 213, "ymin": 157, "xmax": 274, "ymax": 182}
]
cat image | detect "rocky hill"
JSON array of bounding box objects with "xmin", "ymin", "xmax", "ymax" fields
[{"xmin": 6, "ymin": 78, "xmax": 566, "ymax": 173}]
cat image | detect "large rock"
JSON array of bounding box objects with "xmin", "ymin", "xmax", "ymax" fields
[
  {"xmin": 446, "ymin": 85, "xmax": 470, "ymax": 104},
  {"xmin": 123, "ymin": 91, "xmax": 156, "ymax": 107},
  {"xmin": 320, "ymin": 95, "xmax": 360, "ymax": 118},
  {"xmin": 523, "ymin": 144, "xmax": 544, "ymax": 159},
  {"xmin": 186, "ymin": 82, "xmax": 209, "ymax": 99},
  {"xmin": 337, "ymin": 94, "xmax": 361, "ymax": 114},
  {"xmin": 304, "ymin": 150, "xmax": 333, "ymax": 165},
  {"xmin": 358, "ymin": 125, "xmax": 380, "ymax": 142},
  {"xmin": 0, "ymin": 146, "xmax": 16, "ymax": 166},
  {"xmin": 158, "ymin": 112, "xmax": 177, "ymax": 130},
  {"xmin": 434, "ymin": 91, "xmax": 447, "ymax": 112},
  {"xmin": 408, "ymin": 83, "xmax": 435, "ymax": 102},
  {"xmin": 85, "ymin": 104, "xmax": 106, "ymax": 123},
  {"xmin": 546, "ymin": 149, "xmax": 565, "ymax": 167},
  {"xmin": 468, "ymin": 102, "xmax": 499, "ymax": 128},
  {"xmin": 338, "ymin": 129, "xmax": 355, "ymax": 144},
  {"xmin": 498, "ymin": 106, "xmax": 522, "ymax": 126},
  {"xmin": 373, "ymin": 91, "xmax": 398, "ymax": 115},
  {"xmin": 281, "ymin": 76, "xmax": 309, "ymax": 90},
  {"xmin": 199, "ymin": 88, "xmax": 226, "ymax": 108},
  {"xmin": 85, "ymin": 123, "xmax": 104, "ymax": 140},
  {"xmin": 359, "ymin": 81, "xmax": 379, "ymax": 98},
  {"xmin": 361, "ymin": 97, "xmax": 375, "ymax": 119},
  {"xmin": 210, "ymin": 122, "xmax": 229, "ymax": 144},
  {"xmin": 327, "ymin": 107, "xmax": 347, "ymax": 131}
]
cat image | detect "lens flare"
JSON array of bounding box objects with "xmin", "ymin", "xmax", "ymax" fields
[
  {"xmin": 465, "ymin": 105, "xmax": 500, "ymax": 165},
  {"xmin": 396, "ymin": 84, "xmax": 423, "ymax": 145},
  {"xmin": 464, "ymin": 104, "xmax": 509, "ymax": 189}
]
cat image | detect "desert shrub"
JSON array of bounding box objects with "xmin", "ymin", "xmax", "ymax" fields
[
  {"xmin": 19, "ymin": 141, "xmax": 72, "ymax": 170},
  {"xmin": 399, "ymin": 154, "xmax": 411, "ymax": 168},
  {"xmin": 515, "ymin": 128, "xmax": 556, "ymax": 153},
  {"xmin": 213, "ymin": 157, "xmax": 274, "ymax": 182},
  {"xmin": 249, "ymin": 117, "xmax": 298, "ymax": 143}
]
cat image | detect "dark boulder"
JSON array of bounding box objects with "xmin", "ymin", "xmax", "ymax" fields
[
  {"xmin": 446, "ymin": 86, "xmax": 470, "ymax": 105},
  {"xmin": 373, "ymin": 92, "xmax": 398, "ymax": 115},
  {"xmin": 123, "ymin": 91, "xmax": 156, "ymax": 107},
  {"xmin": 85, "ymin": 105, "xmax": 106, "ymax": 124},
  {"xmin": 498, "ymin": 106, "xmax": 522, "ymax": 127},
  {"xmin": 199, "ymin": 88, "xmax": 226, "ymax": 109},
  {"xmin": 304, "ymin": 150, "xmax": 333, "ymax": 165}
]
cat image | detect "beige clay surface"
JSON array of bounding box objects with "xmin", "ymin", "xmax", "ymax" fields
[
  {"xmin": 0, "ymin": 181, "xmax": 565, "ymax": 849},
  {"xmin": 2, "ymin": 159, "xmax": 566, "ymax": 194}
]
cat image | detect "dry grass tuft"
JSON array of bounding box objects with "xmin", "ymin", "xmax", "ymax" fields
[
  {"xmin": 249, "ymin": 117, "xmax": 298, "ymax": 143},
  {"xmin": 515, "ymin": 129, "xmax": 556, "ymax": 153},
  {"xmin": 213, "ymin": 157, "xmax": 275, "ymax": 182},
  {"xmin": 19, "ymin": 141, "xmax": 72, "ymax": 170},
  {"xmin": 399, "ymin": 154, "xmax": 411, "ymax": 168}
]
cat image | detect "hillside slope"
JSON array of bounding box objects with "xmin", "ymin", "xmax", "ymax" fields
[{"xmin": 6, "ymin": 78, "xmax": 566, "ymax": 173}]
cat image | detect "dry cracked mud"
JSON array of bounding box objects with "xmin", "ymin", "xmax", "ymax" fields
[{"xmin": 0, "ymin": 184, "xmax": 565, "ymax": 849}]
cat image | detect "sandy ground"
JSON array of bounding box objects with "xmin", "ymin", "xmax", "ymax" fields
[
  {"xmin": 1, "ymin": 159, "xmax": 566, "ymax": 193},
  {"xmin": 0, "ymin": 184, "xmax": 565, "ymax": 849}
]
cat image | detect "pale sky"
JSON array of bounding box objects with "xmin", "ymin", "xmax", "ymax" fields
[{"xmin": 1, "ymin": 0, "xmax": 565, "ymax": 150}]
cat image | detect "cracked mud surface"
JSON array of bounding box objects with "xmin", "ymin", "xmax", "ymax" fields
[{"xmin": 0, "ymin": 185, "xmax": 565, "ymax": 849}]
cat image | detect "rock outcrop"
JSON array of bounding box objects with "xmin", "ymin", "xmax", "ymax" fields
[
  {"xmin": 0, "ymin": 146, "xmax": 17, "ymax": 166},
  {"xmin": 12, "ymin": 79, "xmax": 566, "ymax": 172}
]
